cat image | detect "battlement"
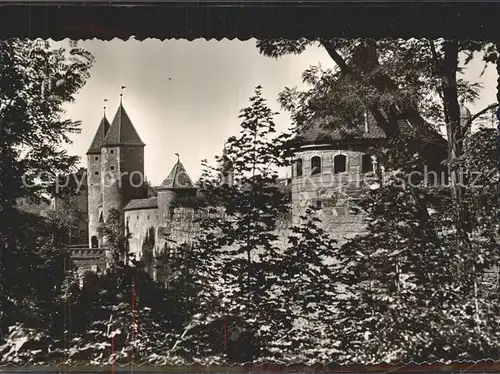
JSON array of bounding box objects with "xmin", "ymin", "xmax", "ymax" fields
[{"xmin": 68, "ymin": 244, "xmax": 106, "ymax": 273}]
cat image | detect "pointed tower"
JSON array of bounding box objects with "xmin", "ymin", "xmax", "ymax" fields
[
  {"xmin": 157, "ymin": 156, "xmax": 197, "ymax": 223},
  {"xmin": 101, "ymin": 102, "xmax": 146, "ymax": 223},
  {"xmin": 87, "ymin": 115, "xmax": 111, "ymax": 248}
]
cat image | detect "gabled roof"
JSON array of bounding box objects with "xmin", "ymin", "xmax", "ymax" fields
[
  {"xmin": 102, "ymin": 103, "xmax": 145, "ymax": 147},
  {"xmin": 158, "ymin": 160, "xmax": 196, "ymax": 190},
  {"xmin": 87, "ymin": 116, "xmax": 111, "ymax": 154},
  {"xmin": 296, "ymin": 112, "xmax": 446, "ymax": 146}
]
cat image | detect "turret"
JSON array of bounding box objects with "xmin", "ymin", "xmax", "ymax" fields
[
  {"xmin": 101, "ymin": 101, "xmax": 146, "ymax": 224},
  {"xmin": 86, "ymin": 113, "xmax": 110, "ymax": 248},
  {"xmin": 157, "ymin": 155, "xmax": 197, "ymax": 223}
]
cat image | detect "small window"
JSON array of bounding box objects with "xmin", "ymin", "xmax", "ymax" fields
[
  {"xmin": 316, "ymin": 200, "xmax": 322, "ymax": 209},
  {"xmin": 361, "ymin": 154, "xmax": 373, "ymax": 173},
  {"xmin": 110, "ymin": 166, "xmax": 115, "ymax": 171},
  {"xmin": 334, "ymin": 154, "xmax": 347, "ymax": 174},
  {"xmin": 129, "ymin": 149, "xmax": 134, "ymax": 153},
  {"xmin": 311, "ymin": 156, "xmax": 321, "ymax": 175},
  {"xmin": 296, "ymin": 158, "xmax": 303, "ymax": 177},
  {"xmin": 110, "ymin": 149, "xmax": 114, "ymax": 154},
  {"xmin": 94, "ymin": 171, "xmax": 99, "ymax": 176},
  {"xmin": 147, "ymin": 215, "xmax": 150, "ymax": 220},
  {"xmin": 94, "ymin": 156, "xmax": 99, "ymax": 161},
  {"xmin": 137, "ymin": 214, "xmax": 139, "ymax": 219}
]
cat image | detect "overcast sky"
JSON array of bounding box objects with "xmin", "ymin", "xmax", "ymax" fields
[{"xmin": 59, "ymin": 39, "xmax": 498, "ymax": 185}]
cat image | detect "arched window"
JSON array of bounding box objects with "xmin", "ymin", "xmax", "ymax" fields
[
  {"xmin": 296, "ymin": 158, "xmax": 303, "ymax": 177},
  {"xmin": 333, "ymin": 154, "xmax": 347, "ymax": 174},
  {"xmin": 311, "ymin": 156, "xmax": 322, "ymax": 175},
  {"xmin": 361, "ymin": 154, "xmax": 374, "ymax": 173},
  {"xmin": 99, "ymin": 212, "xmax": 104, "ymax": 223},
  {"xmin": 91, "ymin": 235, "xmax": 99, "ymax": 249}
]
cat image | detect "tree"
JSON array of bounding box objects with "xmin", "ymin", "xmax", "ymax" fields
[
  {"xmin": 141, "ymin": 226, "xmax": 156, "ymax": 276},
  {"xmin": 269, "ymin": 206, "xmax": 340, "ymax": 363},
  {"xmin": 0, "ymin": 39, "xmax": 93, "ymax": 210},
  {"xmin": 257, "ymin": 38, "xmax": 497, "ymax": 240},
  {"xmin": 257, "ymin": 38, "xmax": 500, "ymax": 362},
  {"xmin": 0, "ymin": 39, "xmax": 93, "ymax": 357},
  {"xmin": 59, "ymin": 264, "xmax": 178, "ymax": 365},
  {"xmin": 98, "ymin": 208, "xmax": 131, "ymax": 267},
  {"xmin": 171, "ymin": 86, "xmax": 294, "ymax": 363},
  {"xmin": 0, "ymin": 209, "xmax": 80, "ymax": 364}
]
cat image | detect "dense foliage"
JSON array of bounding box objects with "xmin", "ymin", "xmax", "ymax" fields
[{"xmin": 1, "ymin": 38, "xmax": 499, "ymax": 366}]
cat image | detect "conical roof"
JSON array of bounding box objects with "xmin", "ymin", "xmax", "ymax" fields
[
  {"xmin": 101, "ymin": 103, "xmax": 145, "ymax": 147},
  {"xmin": 158, "ymin": 159, "xmax": 196, "ymax": 190},
  {"xmin": 87, "ymin": 116, "xmax": 111, "ymax": 154}
]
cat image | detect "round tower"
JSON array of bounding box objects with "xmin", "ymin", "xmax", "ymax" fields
[
  {"xmin": 101, "ymin": 102, "xmax": 146, "ymax": 223},
  {"xmin": 86, "ymin": 114, "xmax": 110, "ymax": 248},
  {"xmin": 157, "ymin": 155, "xmax": 197, "ymax": 224}
]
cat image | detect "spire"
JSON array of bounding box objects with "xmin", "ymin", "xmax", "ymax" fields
[
  {"xmin": 158, "ymin": 156, "xmax": 196, "ymax": 190},
  {"xmin": 101, "ymin": 101, "xmax": 145, "ymax": 147},
  {"xmin": 87, "ymin": 114, "xmax": 111, "ymax": 154}
]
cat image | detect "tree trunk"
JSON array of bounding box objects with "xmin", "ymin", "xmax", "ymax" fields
[{"xmin": 440, "ymin": 39, "xmax": 480, "ymax": 329}]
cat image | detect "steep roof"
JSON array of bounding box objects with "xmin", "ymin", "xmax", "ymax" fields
[
  {"xmin": 102, "ymin": 103, "xmax": 145, "ymax": 147},
  {"xmin": 296, "ymin": 112, "xmax": 446, "ymax": 146},
  {"xmin": 158, "ymin": 159, "xmax": 196, "ymax": 190},
  {"xmin": 87, "ymin": 116, "xmax": 111, "ymax": 154}
]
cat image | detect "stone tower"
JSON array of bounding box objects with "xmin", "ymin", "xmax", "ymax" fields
[
  {"xmin": 100, "ymin": 102, "xmax": 146, "ymax": 224},
  {"xmin": 157, "ymin": 156, "xmax": 197, "ymax": 224},
  {"xmin": 290, "ymin": 112, "xmax": 447, "ymax": 241},
  {"xmin": 86, "ymin": 114, "xmax": 110, "ymax": 248}
]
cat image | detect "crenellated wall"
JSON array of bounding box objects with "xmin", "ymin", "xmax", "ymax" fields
[{"xmin": 125, "ymin": 202, "xmax": 367, "ymax": 262}]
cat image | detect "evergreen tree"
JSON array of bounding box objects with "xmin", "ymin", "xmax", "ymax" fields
[
  {"xmin": 269, "ymin": 206, "xmax": 339, "ymax": 363},
  {"xmin": 141, "ymin": 226, "xmax": 156, "ymax": 276},
  {"xmin": 171, "ymin": 86, "xmax": 294, "ymax": 363}
]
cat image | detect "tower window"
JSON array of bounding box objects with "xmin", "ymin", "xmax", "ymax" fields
[
  {"xmin": 94, "ymin": 156, "xmax": 99, "ymax": 161},
  {"xmin": 311, "ymin": 156, "xmax": 321, "ymax": 175},
  {"xmin": 110, "ymin": 166, "xmax": 115, "ymax": 171},
  {"xmin": 110, "ymin": 149, "xmax": 114, "ymax": 154},
  {"xmin": 334, "ymin": 154, "xmax": 347, "ymax": 174},
  {"xmin": 94, "ymin": 171, "xmax": 99, "ymax": 176},
  {"xmin": 361, "ymin": 154, "xmax": 373, "ymax": 173},
  {"xmin": 296, "ymin": 158, "xmax": 303, "ymax": 177}
]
